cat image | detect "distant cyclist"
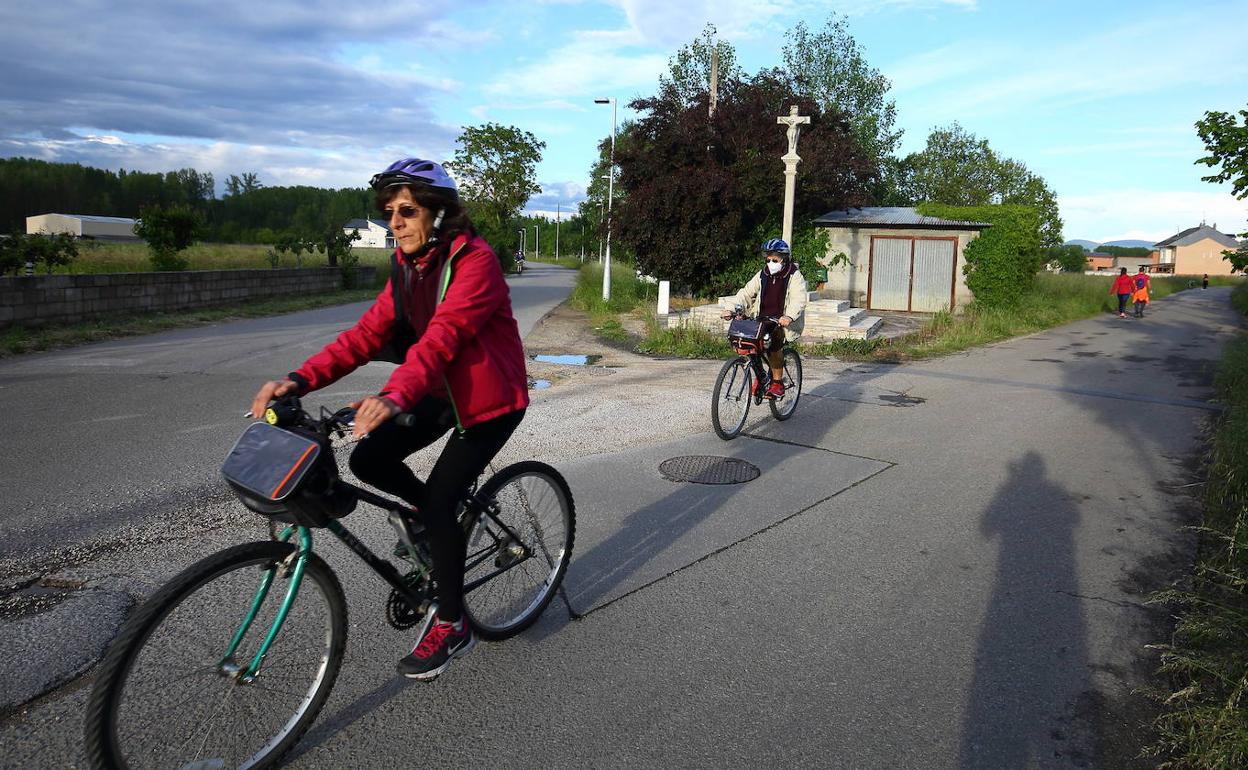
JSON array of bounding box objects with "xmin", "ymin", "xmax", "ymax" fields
[
  {"xmin": 249, "ymin": 157, "xmax": 528, "ymax": 681},
  {"xmin": 721, "ymin": 238, "xmax": 808, "ymax": 398}
]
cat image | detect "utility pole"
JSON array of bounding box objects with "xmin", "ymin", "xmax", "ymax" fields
[{"xmin": 555, "ymin": 203, "xmax": 561, "ymax": 261}]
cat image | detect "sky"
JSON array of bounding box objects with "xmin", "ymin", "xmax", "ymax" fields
[{"xmin": 1, "ymin": 0, "xmax": 1245, "ymax": 245}]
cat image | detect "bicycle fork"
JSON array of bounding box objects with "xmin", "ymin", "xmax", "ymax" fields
[{"xmin": 218, "ymin": 526, "xmax": 312, "ymax": 683}]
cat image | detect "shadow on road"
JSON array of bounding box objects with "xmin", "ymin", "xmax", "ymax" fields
[{"xmin": 960, "ymin": 451, "xmax": 1098, "ymax": 768}]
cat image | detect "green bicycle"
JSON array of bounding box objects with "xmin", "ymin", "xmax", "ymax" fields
[{"xmin": 83, "ymin": 398, "xmax": 575, "ymax": 769}]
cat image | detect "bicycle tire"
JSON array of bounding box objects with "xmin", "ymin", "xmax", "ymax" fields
[
  {"xmin": 84, "ymin": 540, "xmax": 348, "ymax": 770},
  {"xmin": 463, "ymin": 461, "xmax": 575, "ymax": 640},
  {"xmin": 769, "ymin": 346, "xmax": 803, "ymax": 421},
  {"xmin": 712, "ymin": 356, "xmax": 752, "ymax": 440}
]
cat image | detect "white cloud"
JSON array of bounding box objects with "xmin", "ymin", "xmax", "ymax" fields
[
  {"xmin": 483, "ymin": 30, "xmax": 668, "ymax": 101},
  {"xmin": 1060, "ymin": 188, "xmax": 1248, "ymax": 244}
]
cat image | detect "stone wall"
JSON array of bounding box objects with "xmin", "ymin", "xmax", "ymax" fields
[{"xmin": 0, "ymin": 266, "xmax": 377, "ymax": 328}]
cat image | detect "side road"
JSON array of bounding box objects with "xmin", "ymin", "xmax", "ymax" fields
[{"xmin": 0, "ymin": 284, "xmax": 1239, "ymax": 768}]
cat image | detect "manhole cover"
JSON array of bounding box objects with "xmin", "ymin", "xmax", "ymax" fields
[{"xmin": 658, "ymin": 456, "xmax": 760, "ymax": 485}]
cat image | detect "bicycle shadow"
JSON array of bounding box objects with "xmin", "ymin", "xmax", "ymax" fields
[
  {"xmin": 549, "ymin": 362, "xmax": 893, "ymax": 629},
  {"xmin": 284, "ymin": 676, "xmax": 414, "ymax": 762},
  {"xmin": 959, "ymin": 451, "xmax": 1099, "ymax": 768}
]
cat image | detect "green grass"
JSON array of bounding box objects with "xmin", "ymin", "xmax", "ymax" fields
[
  {"xmin": 0, "ymin": 288, "xmax": 379, "ymax": 357},
  {"xmin": 1146, "ymin": 281, "xmax": 1248, "ymax": 768},
  {"xmin": 526, "ymin": 254, "xmax": 586, "ymax": 269}
]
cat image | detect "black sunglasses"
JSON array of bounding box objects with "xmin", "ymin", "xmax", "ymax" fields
[{"xmin": 382, "ymin": 204, "xmax": 422, "ymax": 219}]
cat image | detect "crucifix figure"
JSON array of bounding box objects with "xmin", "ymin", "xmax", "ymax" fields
[{"xmin": 777, "ymin": 105, "xmax": 811, "ymax": 244}]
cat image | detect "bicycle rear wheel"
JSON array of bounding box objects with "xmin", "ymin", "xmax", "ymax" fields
[
  {"xmin": 84, "ymin": 540, "xmax": 347, "ymax": 770},
  {"xmin": 712, "ymin": 356, "xmax": 752, "ymax": 440},
  {"xmin": 769, "ymin": 346, "xmax": 803, "ymax": 421},
  {"xmin": 463, "ymin": 461, "xmax": 575, "ymax": 640}
]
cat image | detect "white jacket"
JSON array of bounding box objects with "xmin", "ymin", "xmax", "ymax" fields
[{"xmin": 728, "ymin": 266, "xmax": 808, "ymax": 343}]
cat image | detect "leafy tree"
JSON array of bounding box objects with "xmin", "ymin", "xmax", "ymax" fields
[
  {"xmin": 0, "ymin": 234, "xmax": 22, "ymax": 275},
  {"xmin": 658, "ymin": 24, "xmax": 745, "ymax": 110},
  {"xmin": 134, "ymin": 203, "xmax": 203, "ymax": 271},
  {"xmin": 446, "ymin": 123, "xmax": 545, "ymax": 251},
  {"xmin": 1044, "ymin": 244, "xmax": 1089, "ymax": 272},
  {"xmin": 225, "ymin": 172, "xmax": 263, "ymax": 197},
  {"xmin": 1196, "ymin": 104, "xmax": 1248, "ymax": 271},
  {"xmin": 42, "ymin": 232, "xmax": 79, "ymax": 274},
  {"xmin": 903, "ymin": 122, "xmax": 1064, "ymax": 248},
  {"xmin": 781, "ymin": 15, "xmax": 901, "ymax": 166},
  {"xmin": 614, "ymin": 71, "xmax": 875, "ymax": 294}
]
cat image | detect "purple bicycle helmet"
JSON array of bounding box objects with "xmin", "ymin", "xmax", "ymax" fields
[{"xmin": 369, "ymin": 158, "xmax": 458, "ymax": 201}]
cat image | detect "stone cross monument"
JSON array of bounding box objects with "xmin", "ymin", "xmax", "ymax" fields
[{"xmin": 777, "ymin": 105, "xmax": 811, "ymax": 244}]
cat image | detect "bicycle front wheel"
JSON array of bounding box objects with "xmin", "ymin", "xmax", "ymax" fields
[
  {"xmin": 712, "ymin": 356, "xmax": 752, "ymax": 440},
  {"xmin": 84, "ymin": 540, "xmax": 348, "ymax": 770},
  {"xmin": 769, "ymin": 347, "xmax": 803, "ymax": 421},
  {"xmin": 463, "ymin": 461, "xmax": 575, "ymax": 640}
]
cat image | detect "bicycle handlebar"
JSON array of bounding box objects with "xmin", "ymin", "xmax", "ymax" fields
[{"xmin": 253, "ymin": 396, "xmax": 420, "ymax": 436}]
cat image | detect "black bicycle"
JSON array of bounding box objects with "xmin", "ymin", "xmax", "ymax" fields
[
  {"xmin": 84, "ymin": 398, "xmax": 575, "ymax": 770},
  {"xmin": 711, "ymin": 310, "xmax": 803, "ymax": 440}
]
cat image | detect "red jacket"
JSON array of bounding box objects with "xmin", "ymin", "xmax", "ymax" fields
[
  {"xmin": 1112, "ymin": 275, "xmax": 1136, "ymax": 294},
  {"xmin": 292, "ymin": 233, "xmax": 529, "ymax": 429}
]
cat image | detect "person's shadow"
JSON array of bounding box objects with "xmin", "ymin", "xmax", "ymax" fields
[{"xmin": 960, "ymin": 451, "xmax": 1100, "ymax": 768}]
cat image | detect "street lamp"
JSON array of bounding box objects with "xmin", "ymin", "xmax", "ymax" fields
[
  {"xmin": 533, "ymin": 224, "xmax": 539, "ymax": 260},
  {"xmin": 594, "ymin": 96, "xmax": 616, "ymax": 301},
  {"xmin": 517, "ymin": 228, "xmax": 525, "ymax": 261}
]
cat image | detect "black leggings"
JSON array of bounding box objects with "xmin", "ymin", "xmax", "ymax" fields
[{"xmin": 348, "ymin": 397, "xmax": 524, "ymax": 622}]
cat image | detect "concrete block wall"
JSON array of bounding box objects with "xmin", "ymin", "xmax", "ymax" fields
[{"xmin": 0, "ymin": 267, "xmax": 377, "ymax": 328}]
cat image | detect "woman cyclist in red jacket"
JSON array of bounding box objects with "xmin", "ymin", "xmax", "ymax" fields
[{"xmin": 249, "ymin": 158, "xmax": 528, "ymax": 680}]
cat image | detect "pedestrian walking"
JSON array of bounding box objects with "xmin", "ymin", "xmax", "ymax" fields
[
  {"xmin": 1203, "ymin": 273, "xmax": 1210, "ymax": 290},
  {"xmin": 1111, "ymin": 268, "xmax": 1134, "ymax": 318},
  {"xmin": 1131, "ymin": 267, "xmax": 1151, "ymax": 318}
]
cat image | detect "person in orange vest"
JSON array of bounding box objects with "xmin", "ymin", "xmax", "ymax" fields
[{"xmin": 1130, "ymin": 267, "xmax": 1151, "ymax": 318}]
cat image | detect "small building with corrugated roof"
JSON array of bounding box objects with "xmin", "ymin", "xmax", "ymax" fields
[
  {"xmin": 26, "ymin": 213, "xmax": 139, "ymax": 241},
  {"xmin": 813, "ymin": 206, "xmax": 989, "ymax": 314},
  {"xmin": 343, "ymin": 218, "xmax": 393, "ymax": 249}
]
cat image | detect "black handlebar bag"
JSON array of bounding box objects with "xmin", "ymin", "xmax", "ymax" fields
[
  {"xmin": 221, "ymin": 422, "xmax": 356, "ymax": 527},
  {"xmin": 727, "ymin": 318, "xmax": 765, "ymax": 355}
]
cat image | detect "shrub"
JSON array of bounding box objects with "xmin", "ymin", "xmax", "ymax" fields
[
  {"xmin": 135, "ymin": 204, "xmax": 203, "ymax": 271},
  {"xmin": 918, "ymin": 203, "xmax": 1043, "ymax": 308}
]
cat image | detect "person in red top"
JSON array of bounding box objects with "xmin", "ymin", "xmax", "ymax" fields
[
  {"xmin": 1111, "ymin": 267, "xmax": 1135, "ymax": 318},
  {"xmin": 249, "ymin": 158, "xmax": 528, "ymax": 680}
]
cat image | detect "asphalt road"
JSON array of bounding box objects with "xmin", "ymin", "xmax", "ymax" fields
[
  {"xmin": 1, "ymin": 283, "xmax": 1241, "ymax": 769},
  {"xmin": 0, "ymin": 262, "xmax": 578, "ymax": 559}
]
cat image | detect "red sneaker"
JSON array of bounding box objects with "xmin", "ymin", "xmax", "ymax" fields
[
  {"xmin": 397, "ymin": 616, "xmax": 476, "ymax": 680},
  {"xmin": 766, "ymin": 381, "xmax": 785, "ymax": 399}
]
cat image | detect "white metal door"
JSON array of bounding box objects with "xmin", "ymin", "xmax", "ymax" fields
[
  {"xmin": 870, "ymin": 238, "xmax": 911, "ymax": 311},
  {"xmin": 911, "ymin": 239, "xmax": 955, "ymax": 312}
]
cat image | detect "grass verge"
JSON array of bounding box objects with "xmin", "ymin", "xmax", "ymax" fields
[
  {"xmin": 0, "ymin": 288, "xmax": 378, "ymax": 357},
  {"xmin": 1145, "ymin": 281, "xmax": 1248, "ymax": 768},
  {"xmin": 804, "ymin": 273, "xmax": 1242, "ymax": 362}
]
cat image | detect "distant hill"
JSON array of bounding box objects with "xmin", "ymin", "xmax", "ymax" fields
[
  {"xmin": 1064, "ymin": 238, "xmax": 1156, "ymax": 251},
  {"xmin": 1064, "ymin": 239, "xmax": 1098, "ymax": 251},
  {"xmin": 1100, "ymin": 239, "xmax": 1155, "ymax": 249}
]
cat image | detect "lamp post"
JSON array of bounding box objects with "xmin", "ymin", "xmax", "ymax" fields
[
  {"xmin": 533, "ymin": 224, "xmax": 539, "ymax": 260},
  {"xmin": 594, "ymin": 96, "xmax": 616, "ymax": 301},
  {"xmin": 517, "ymin": 228, "xmax": 525, "ymax": 260}
]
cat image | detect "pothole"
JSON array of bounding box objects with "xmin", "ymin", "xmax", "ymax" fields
[
  {"xmin": 531, "ymin": 354, "xmax": 603, "ymax": 366},
  {"xmin": 659, "ymin": 456, "xmax": 760, "ymax": 485},
  {"xmin": 0, "ymin": 577, "xmax": 88, "ymax": 621},
  {"xmin": 528, "ymin": 378, "xmax": 552, "ymax": 390}
]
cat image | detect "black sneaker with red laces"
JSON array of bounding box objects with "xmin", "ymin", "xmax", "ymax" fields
[{"xmin": 397, "ymin": 616, "xmax": 476, "ymax": 680}]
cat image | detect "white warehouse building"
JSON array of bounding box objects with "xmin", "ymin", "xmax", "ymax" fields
[{"xmin": 26, "ymin": 213, "xmax": 139, "ymax": 241}]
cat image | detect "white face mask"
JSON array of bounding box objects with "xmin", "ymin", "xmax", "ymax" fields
[{"xmin": 767, "ymin": 260, "xmax": 784, "ymax": 275}]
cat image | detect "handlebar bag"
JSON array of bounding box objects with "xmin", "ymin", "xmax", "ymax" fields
[
  {"xmin": 222, "ymin": 422, "xmax": 323, "ymax": 505},
  {"xmin": 727, "ymin": 318, "xmax": 763, "ymax": 343}
]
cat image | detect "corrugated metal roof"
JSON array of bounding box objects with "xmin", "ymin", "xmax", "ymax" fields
[
  {"xmin": 813, "ymin": 206, "xmax": 990, "ymax": 230},
  {"xmin": 37, "ymin": 213, "xmax": 138, "ymax": 224},
  {"xmin": 1153, "ymin": 225, "xmax": 1239, "ymax": 249}
]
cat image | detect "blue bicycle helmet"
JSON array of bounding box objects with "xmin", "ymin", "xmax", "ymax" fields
[
  {"xmin": 762, "ymin": 238, "xmax": 790, "ymax": 255},
  {"xmin": 369, "ymin": 158, "xmax": 458, "ymax": 201}
]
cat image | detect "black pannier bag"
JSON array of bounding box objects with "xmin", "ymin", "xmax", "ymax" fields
[
  {"xmin": 727, "ymin": 318, "xmax": 765, "ymax": 355},
  {"xmin": 221, "ymin": 422, "xmax": 356, "ymax": 527}
]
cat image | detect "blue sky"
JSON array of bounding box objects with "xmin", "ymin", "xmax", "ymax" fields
[{"xmin": 2, "ymin": 0, "xmax": 1245, "ymax": 243}]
